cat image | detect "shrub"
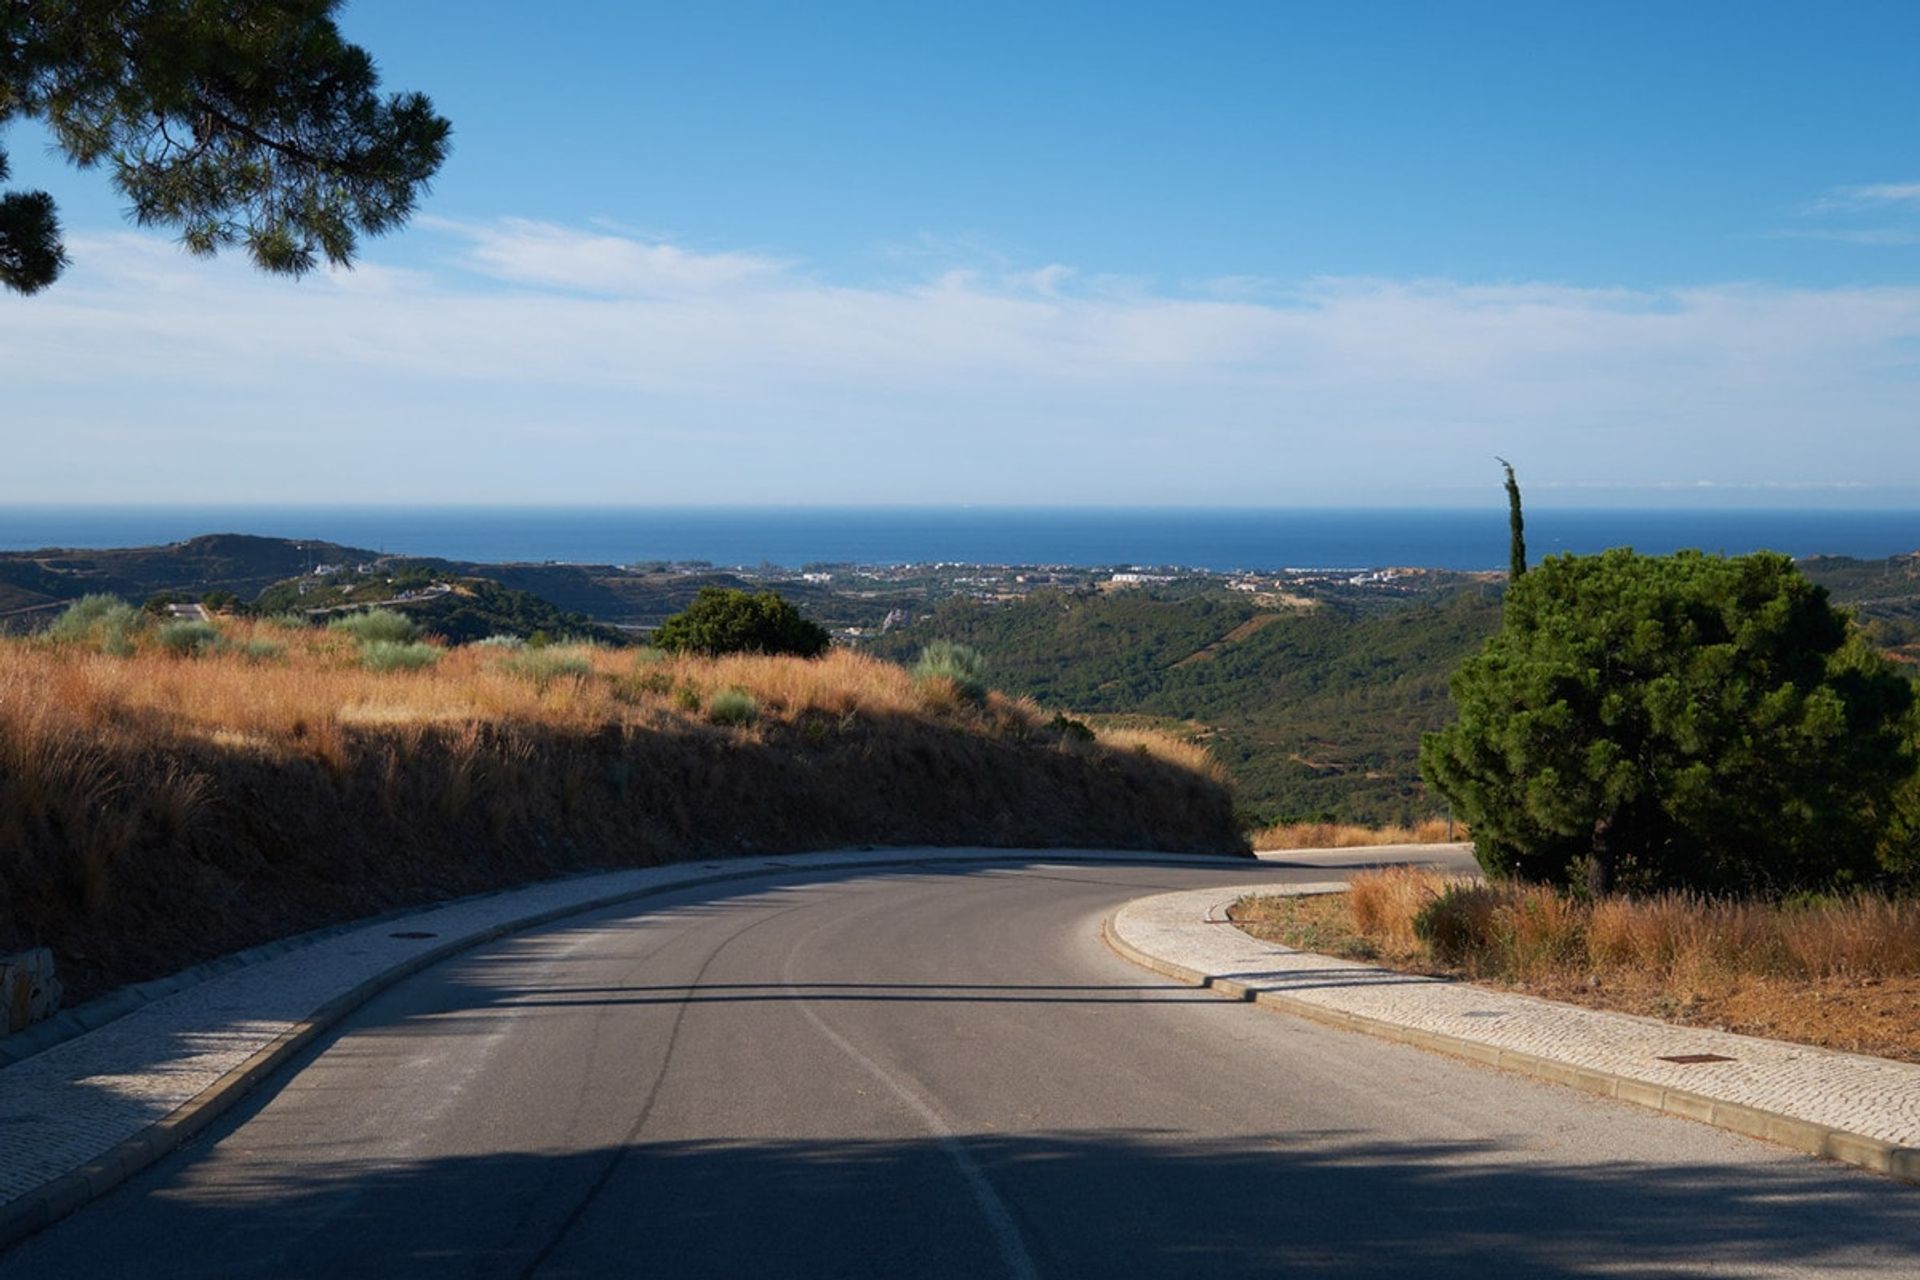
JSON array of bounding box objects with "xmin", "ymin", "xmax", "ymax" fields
[
  {"xmin": 1421, "ymin": 548, "xmax": 1916, "ymax": 896},
  {"xmin": 1050, "ymin": 713, "xmax": 1096, "ymax": 744},
  {"xmin": 48, "ymin": 594, "xmax": 142, "ymax": 653},
  {"xmin": 673, "ymin": 684, "xmax": 702, "ymax": 713},
  {"xmin": 155, "ymin": 620, "xmax": 219, "ymax": 657},
  {"xmin": 330, "ymin": 609, "xmax": 419, "ymax": 644},
  {"xmin": 654, "ymin": 588, "xmax": 830, "ymax": 658},
  {"xmin": 500, "ymin": 647, "xmax": 593, "ymax": 685},
  {"xmin": 471, "ymin": 634, "xmax": 525, "ymax": 650},
  {"xmin": 361, "ymin": 640, "xmax": 440, "ymax": 672},
  {"xmin": 914, "ymin": 639, "xmax": 987, "ymax": 703},
  {"xmin": 708, "ymin": 688, "xmax": 759, "ymax": 727},
  {"xmin": 1412, "ymin": 883, "xmax": 1502, "ymax": 966},
  {"xmin": 225, "ymin": 637, "xmax": 285, "ymax": 663}
]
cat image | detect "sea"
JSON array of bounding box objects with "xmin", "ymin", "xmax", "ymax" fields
[{"xmin": 1, "ymin": 506, "xmax": 1917, "ymax": 573}]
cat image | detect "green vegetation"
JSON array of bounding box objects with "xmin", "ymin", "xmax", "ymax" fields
[
  {"xmin": 1498, "ymin": 456, "xmax": 1527, "ymax": 581},
  {"xmin": 361, "ymin": 640, "xmax": 440, "ymax": 673},
  {"xmin": 654, "ymin": 588, "xmax": 831, "ymax": 658},
  {"xmin": 3, "ymin": 2, "xmax": 447, "ymax": 293},
  {"xmin": 913, "ymin": 639, "xmax": 988, "ymax": 703},
  {"xmin": 708, "ymin": 688, "xmax": 759, "ymax": 727},
  {"xmin": 47, "ymin": 594, "xmax": 142, "ymax": 654},
  {"xmin": 498, "ymin": 647, "xmax": 594, "ymax": 686},
  {"xmin": 867, "ymin": 587, "xmax": 1501, "ymax": 823},
  {"xmin": 329, "ymin": 609, "xmax": 419, "ymax": 644},
  {"xmin": 155, "ymin": 620, "xmax": 219, "ymax": 657},
  {"xmin": 1421, "ymin": 549, "xmax": 1915, "ymax": 896},
  {"xmin": 225, "ymin": 636, "xmax": 285, "ymax": 663}
]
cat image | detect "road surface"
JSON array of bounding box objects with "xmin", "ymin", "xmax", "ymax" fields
[{"xmin": 5, "ymin": 853, "xmax": 1918, "ymax": 1279}]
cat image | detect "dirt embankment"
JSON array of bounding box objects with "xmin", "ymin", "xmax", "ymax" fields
[{"xmin": 0, "ymin": 637, "xmax": 1243, "ymax": 1001}]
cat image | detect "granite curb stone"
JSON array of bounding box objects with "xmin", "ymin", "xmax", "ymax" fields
[{"xmin": 1103, "ymin": 882, "xmax": 1920, "ymax": 1185}]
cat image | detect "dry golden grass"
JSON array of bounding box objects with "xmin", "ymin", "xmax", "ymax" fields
[
  {"xmin": 1, "ymin": 620, "xmax": 1242, "ymax": 1000},
  {"xmin": 1233, "ymin": 867, "xmax": 1920, "ymax": 1061},
  {"xmin": 1250, "ymin": 817, "xmax": 1459, "ymax": 851}
]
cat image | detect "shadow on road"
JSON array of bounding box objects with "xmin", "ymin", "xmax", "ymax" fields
[{"xmin": 6, "ymin": 1127, "xmax": 1916, "ymax": 1279}]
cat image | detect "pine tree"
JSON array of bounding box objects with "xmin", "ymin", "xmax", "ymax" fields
[{"xmin": 1, "ymin": 1, "xmax": 449, "ymax": 294}]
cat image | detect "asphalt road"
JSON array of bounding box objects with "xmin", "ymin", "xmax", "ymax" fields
[{"xmin": 5, "ymin": 852, "xmax": 1919, "ymax": 1279}]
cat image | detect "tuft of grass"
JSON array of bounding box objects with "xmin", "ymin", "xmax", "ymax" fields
[
  {"xmin": 361, "ymin": 640, "xmax": 441, "ymax": 673},
  {"xmin": 224, "ymin": 636, "xmax": 285, "ymax": 663},
  {"xmin": 913, "ymin": 639, "xmax": 987, "ymax": 704},
  {"xmin": 155, "ymin": 620, "xmax": 220, "ymax": 657},
  {"xmin": 471, "ymin": 634, "xmax": 526, "ymax": 650},
  {"xmin": 499, "ymin": 647, "xmax": 593, "ymax": 685},
  {"xmin": 708, "ymin": 688, "xmax": 758, "ymax": 727},
  {"xmin": 329, "ymin": 609, "xmax": 419, "ymax": 644}
]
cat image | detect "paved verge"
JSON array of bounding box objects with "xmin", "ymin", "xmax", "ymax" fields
[
  {"xmin": 1105, "ymin": 883, "xmax": 1920, "ymax": 1186},
  {"xmin": 0, "ymin": 846, "xmax": 1256, "ymax": 1249}
]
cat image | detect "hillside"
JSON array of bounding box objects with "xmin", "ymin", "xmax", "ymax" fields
[
  {"xmin": 0, "ymin": 534, "xmax": 376, "ymax": 629},
  {"xmin": 0, "ymin": 620, "xmax": 1240, "ymax": 1001},
  {"xmin": 867, "ymin": 587, "xmax": 1503, "ymax": 824}
]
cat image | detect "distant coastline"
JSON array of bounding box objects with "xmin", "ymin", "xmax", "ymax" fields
[{"xmin": 1, "ymin": 505, "xmax": 1916, "ymax": 573}]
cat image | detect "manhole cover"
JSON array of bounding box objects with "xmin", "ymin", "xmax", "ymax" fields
[
  {"xmin": 1657, "ymin": 1053, "xmax": 1734, "ymax": 1064},
  {"xmin": 389, "ymin": 931, "xmax": 438, "ymax": 940}
]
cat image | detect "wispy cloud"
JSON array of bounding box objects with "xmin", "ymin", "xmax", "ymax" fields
[
  {"xmin": 1808, "ymin": 182, "xmax": 1920, "ymax": 212},
  {"xmin": 6, "ymin": 221, "xmax": 1920, "ymax": 504},
  {"xmin": 1782, "ymin": 182, "xmax": 1920, "ymax": 246}
]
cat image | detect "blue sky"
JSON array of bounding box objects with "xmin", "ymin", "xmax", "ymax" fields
[{"xmin": 6, "ymin": 1, "xmax": 1920, "ymax": 505}]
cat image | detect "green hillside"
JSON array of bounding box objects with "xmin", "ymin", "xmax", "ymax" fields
[{"xmin": 867, "ymin": 587, "xmax": 1502, "ymax": 823}]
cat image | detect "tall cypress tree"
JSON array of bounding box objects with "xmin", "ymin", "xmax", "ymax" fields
[{"xmin": 1496, "ymin": 457, "xmax": 1526, "ymax": 580}]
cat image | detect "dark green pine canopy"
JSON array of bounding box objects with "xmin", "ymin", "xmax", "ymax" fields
[{"xmin": 1, "ymin": 0, "xmax": 449, "ymax": 294}]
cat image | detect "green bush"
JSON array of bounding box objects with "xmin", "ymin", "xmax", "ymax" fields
[
  {"xmin": 673, "ymin": 684, "xmax": 702, "ymax": 713},
  {"xmin": 471, "ymin": 633, "xmax": 525, "ymax": 650},
  {"xmin": 48, "ymin": 594, "xmax": 142, "ymax": 653},
  {"xmin": 708, "ymin": 688, "xmax": 759, "ymax": 727},
  {"xmin": 156, "ymin": 620, "xmax": 220, "ymax": 657},
  {"xmin": 362, "ymin": 640, "xmax": 440, "ymax": 672},
  {"xmin": 1421, "ymin": 548, "xmax": 1916, "ymax": 895},
  {"xmin": 914, "ymin": 639, "xmax": 988, "ymax": 703},
  {"xmin": 329, "ymin": 609, "xmax": 419, "ymax": 644},
  {"xmin": 654, "ymin": 588, "xmax": 830, "ymax": 658}
]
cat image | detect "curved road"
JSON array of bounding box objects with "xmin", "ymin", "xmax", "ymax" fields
[{"xmin": 5, "ymin": 853, "xmax": 1918, "ymax": 1278}]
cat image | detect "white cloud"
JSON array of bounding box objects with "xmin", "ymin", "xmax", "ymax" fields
[
  {"xmin": 1824, "ymin": 182, "xmax": 1920, "ymax": 209},
  {"xmin": 428, "ymin": 217, "xmax": 787, "ymax": 295},
  {"xmin": 6, "ymin": 223, "xmax": 1920, "ymax": 504}
]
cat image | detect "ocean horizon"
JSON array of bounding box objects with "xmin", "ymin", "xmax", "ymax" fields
[{"xmin": 2, "ymin": 505, "xmax": 1917, "ymax": 574}]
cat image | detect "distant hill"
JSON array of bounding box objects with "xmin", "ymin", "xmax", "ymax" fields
[
  {"xmin": 0, "ymin": 534, "xmax": 376, "ymax": 628},
  {"xmin": 866, "ymin": 586, "xmax": 1503, "ymax": 824}
]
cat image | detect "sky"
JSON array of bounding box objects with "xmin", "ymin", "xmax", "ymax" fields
[{"xmin": 5, "ymin": 0, "xmax": 1920, "ymax": 507}]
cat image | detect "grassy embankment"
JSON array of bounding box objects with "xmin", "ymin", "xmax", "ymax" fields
[
  {"xmin": 1233, "ymin": 867, "xmax": 1920, "ymax": 1062},
  {"xmin": 1249, "ymin": 818, "xmax": 1458, "ymax": 850},
  {"xmin": 0, "ymin": 614, "xmax": 1241, "ymax": 1001}
]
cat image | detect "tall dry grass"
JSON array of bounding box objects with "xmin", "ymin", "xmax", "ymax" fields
[
  {"xmin": 1328, "ymin": 867, "xmax": 1920, "ymax": 984},
  {"xmin": 1, "ymin": 619, "xmax": 1243, "ymax": 999},
  {"xmin": 1251, "ymin": 817, "xmax": 1459, "ymax": 851}
]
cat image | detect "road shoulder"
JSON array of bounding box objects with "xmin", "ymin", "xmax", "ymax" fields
[{"xmin": 1104, "ymin": 882, "xmax": 1920, "ymax": 1186}]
